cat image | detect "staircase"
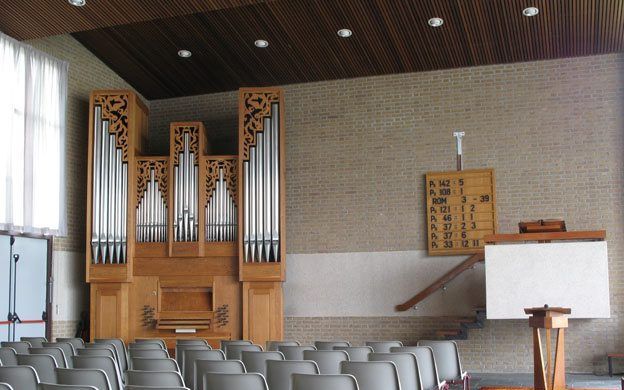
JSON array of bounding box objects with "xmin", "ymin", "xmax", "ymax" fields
[{"xmin": 435, "ymin": 307, "xmax": 486, "ymax": 340}]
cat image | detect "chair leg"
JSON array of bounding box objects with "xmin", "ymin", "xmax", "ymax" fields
[
  {"xmin": 609, "ymin": 357, "xmax": 613, "ymax": 377},
  {"xmin": 464, "ymin": 373, "xmax": 471, "ymax": 390}
]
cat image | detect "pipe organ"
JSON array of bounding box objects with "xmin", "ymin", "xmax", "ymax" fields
[{"xmin": 86, "ymin": 89, "xmax": 285, "ymax": 350}]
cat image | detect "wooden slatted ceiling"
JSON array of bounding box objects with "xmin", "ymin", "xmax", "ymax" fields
[
  {"xmin": 69, "ymin": 0, "xmax": 624, "ymax": 99},
  {"xmin": 0, "ymin": 0, "xmax": 268, "ymax": 40}
]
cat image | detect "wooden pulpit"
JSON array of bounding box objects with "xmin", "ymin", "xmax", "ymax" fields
[{"xmin": 525, "ymin": 306, "xmax": 571, "ymax": 390}]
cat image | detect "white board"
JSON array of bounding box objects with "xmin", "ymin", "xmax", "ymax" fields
[{"xmin": 485, "ymin": 241, "xmax": 610, "ymax": 319}]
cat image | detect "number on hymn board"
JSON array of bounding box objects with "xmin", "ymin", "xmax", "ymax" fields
[{"xmin": 426, "ymin": 169, "xmax": 497, "ymax": 256}]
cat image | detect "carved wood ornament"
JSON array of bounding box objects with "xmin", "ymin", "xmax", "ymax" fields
[
  {"xmin": 241, "ymin": 91, "xmax": 279, "ymax": 160},
  {"xmin": 172, "ymin": 125, "xmax": 200, "ymax": 165},
  {"xmin": 205, "ymin": 158, "xmax": 237, "ymax": 206},
  {"xmin": 94, "ymin": 94, "xmax": 130, "ymax": 161},
  {"xmin": 136, "ymin": 158, "xmax": 169, "ymax": 204}
]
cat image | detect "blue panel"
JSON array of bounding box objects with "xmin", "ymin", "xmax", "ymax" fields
[
  {"xmin": 13, "ymin": 236, "xmax": 48, "ymax": 338},
  {"xmin": 0, "ymin": 235, "xmax": 10, "ymax": 341}
]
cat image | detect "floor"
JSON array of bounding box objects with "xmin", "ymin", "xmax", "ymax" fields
[{"xmin": 472, "ymin": 373, "xmax": 621, "ymax": 389}]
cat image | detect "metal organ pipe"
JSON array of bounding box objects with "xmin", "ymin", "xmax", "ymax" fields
[
  {"xmin": 90, "ymin": 107, "xmax": 128, "ymax": 264},
  {"xmin": 136, "ymin": 166, "xmax": 167, "ymax": 243},
  {"xmin": 205, "ymin": 165, "xmax": 237, "ymax": 242},
  {"xmin": 174, "ymin": 133, "xmax": 198, "ymax": 242},
  {"xmin": 242, "ymin": 103, "xmax": 280, "ymax": 263}
]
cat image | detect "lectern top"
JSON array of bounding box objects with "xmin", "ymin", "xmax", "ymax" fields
[{"xmin": 524, "ymin": 306, "xmax": 571, "ymax": 316}]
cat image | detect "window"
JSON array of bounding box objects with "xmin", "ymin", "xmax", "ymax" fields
[{"xmin": 0, "ymin": 32, "xmax": 68, "ymax": 235}]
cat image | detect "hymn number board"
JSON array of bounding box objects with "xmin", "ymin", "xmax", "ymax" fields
[{"xmin": 426, "ymin": 169, "xmax": 497, "ymax": 256}]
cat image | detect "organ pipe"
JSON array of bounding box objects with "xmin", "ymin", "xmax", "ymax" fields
[
  {"xmin": 174, "ymin": 132, "xmax": 199, "ymax": 242},
  {"xmin": 136, "ymin": 167, "xmax": 168, "ymax": 243},
  {"xmin": 205, "ymin": 167, "xmax": 237, "ymax": 242}
]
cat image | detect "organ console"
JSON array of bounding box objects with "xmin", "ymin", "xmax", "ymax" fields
[{"xmin": 86, "ymin": 88, "xmax": 285, "ymax": 349}]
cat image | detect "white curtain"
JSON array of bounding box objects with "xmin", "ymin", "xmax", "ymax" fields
[{"xmin": 0, "ymin": 32, "xmax": 68, "ymax": 236}]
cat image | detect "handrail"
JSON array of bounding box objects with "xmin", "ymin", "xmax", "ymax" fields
[
  {"xmin": 395, "ymin": 251, "xmax": 484, "ymax": 312},
  {"xmin": 483, "ymin": 230, "xmax": 606, "ymax": 243}
]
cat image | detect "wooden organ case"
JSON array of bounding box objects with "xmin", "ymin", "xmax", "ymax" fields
[{"xmin": 86, "ymin": 88, "xmax": 285, "ymax": 349}]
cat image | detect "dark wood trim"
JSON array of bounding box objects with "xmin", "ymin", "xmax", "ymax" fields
[{"xmin": 483, "ymin": 230, "xmax": 606, "ymax": 244}]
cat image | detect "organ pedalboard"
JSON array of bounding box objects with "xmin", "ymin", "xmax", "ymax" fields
[{"xmin": 85, "ymin": 88, "xmax": 285, "ymax": 349}]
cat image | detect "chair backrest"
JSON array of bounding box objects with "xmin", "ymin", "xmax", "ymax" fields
[
  {"xmin": 313, "ymin": 341, "xmax": 350, "ymax": 351},
  {"xmin": 0, "ymin": 349, "xmax": 18, "ymax": 366},
  {"xmin": 42, "ymin": 343, "xmax": 76, "ymax": 365},
  {"xmin": 56, "ymin": 368, "xmax": 111, "ymax": 390},
  {"xmin": 16, "ymin": 354, "xmax": 57, "ymax": 384},
  {"xmin": 21, "ymin": 338, "xmax": 47, "ymax": 348},
  {"xmin": 30, "ymin": 347, "xmax": 68, "ymax": 368},
  {"xmin": 332, "ymin": 346, "xmax": 373, "ymax": 362},
  {"xmin": 182, "ymin": 349, "xmax": 225, "ymax": 388},
  {"xmin": 128, "ymin": 343, "xmax": 162, "ymax": 350},
  {"xmin": 277, "ymin": 346, "xmax": 316, "ymax": 361},
  {"xmin": 365, "ymin": 341, "xmax": 403, "ymax": 353},
  {"xmin": 174, "ymin": 345, "xmax": 210, "ymax": 376},
  {"xmin": 1, "ymin": 342, "xmax": 31, "ymax": 354},
  {"xmin": 125, "ymin": 370, "xmax": 184, "ymax": 387},
  {"xmin": 39, "ymin": 384, "xmax": 98, "ymax": 390},
  {"xmin": 292, "ymin": 373, "xmax": 358, "ymax": 390},
  {"xmin": 124, "ymin": 387, "xmax": 189, "ymax": 390},
  {"xmin": 128, "ymin": 348, "xmax": 169, "ymax": 359},
  {"xmin": 176, "ymin": 339, "xmax": 209, "ymax": 347},
  {"xmin": 266, "ymin": 341, "xmax": 300, "ymax": 351},
  {"xmin": 0, "ymin": 384, "xmax": 11, "ymax": 390},
  {"xmin": 72, "ymin": 356, "xmax": 122, "ymax": 390},
  {"xmin": 417, "ymin": 341, "xmax": 462, "ymax": 381},
  {"xmin": 341, "ymin": 361, "xmax": 400, "ymax": 390},
  {"xmin": 203, "ymin": 372, "xmax": 267, "ymax": 390},
  {"xmin": 55, "ymin": 339, "xmax": 85, "ymax": 352},
  {"xmin": 241, "ymin": 351, "xmax": 284, "ymax": 376},
  {"xmin": 195, "ymin": 359, "xmax": 245, "ymax": 390},
  {"xmin": 130, "ymin": 358, "xmax": 179, "ymax": 372},
  {"xmin": 220, "ymin": 340, "xmax": 251, "ymax": 358},
  {"xmin": 94, "ymin": 340, "xmax": 128, "ymax": 373},
  {"xmin": 76, "ymin": 348, "xmax": 116, "ymax": 362},
  {"xmin": 302, "ymin": 350, "xmax": 349, "ymax": 374},
  {"xmin": 0, "ymin": 366, "xmax": 40, "ymax": 390},
  {"xmin": 134, "ymin": 338, "xmax": 166, "ymax": 349},
  {"xmin": 391, "ymin": 346, "xmax": 441, "ymax": 390},
  {"xmin": 225, "ymin": 344, "xmax": 263, "ymax": 360},
  {"xmin": 266, "ymin": 360, "xmax": 319, "ymax": 390},
  {"xmin": 369, "ymin": 352, "xmax": 422, "ymax": 390}
]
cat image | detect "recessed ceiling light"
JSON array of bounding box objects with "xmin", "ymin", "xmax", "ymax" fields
[
  {"xmin": 337, "ymin": 28, "xmax": 353, "ymax": 38},
  {"xmin": 177, "ymin": 49, "xmax": 192, "ymax": 58},
  {"xmin": 68, "ymin": 0, "xmax": 86, "ymax": 6},
  {"xmin": 255, "ymin": 39, "xmax": 269, "ymax": 48},
  {"xmin": 428, "ymin": 17, "xmax": 444, "ymax": 27},
  {"xmin": 522, "ymin": 7, "xmax": 539, "ymax": 17}
]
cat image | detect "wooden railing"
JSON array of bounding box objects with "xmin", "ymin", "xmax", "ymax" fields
[{"xmin": 395, "ymin": 251, "xmax": 485, "ymax": 312}]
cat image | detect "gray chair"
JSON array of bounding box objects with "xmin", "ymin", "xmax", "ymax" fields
[
  {"xmin": 176, "ymin": 340, "xmax": 209, "ymax": 347},
  {"xmin": 292, "ymin": 373, "xmax": 358, "ymax": 390},
  {"xmin": 195, "ymin": 360, "xmax": 245, "ymax": 390},
  {"xmin": 17, "ymin": 354, "xmax": 57, "ymax": 384},
  {"xmin": 93, "ymin": 340, "xmax": 127, "ymax": 372},
  {"xmin": 21, "ymin": 338, "xmax": 47, "ymax": 348},
  {"xmin": 341, "ymin": 361, "xmax": 400, "ymax": 390},
  {"xmin": 365, "ymin": 341, "xmax": 403, "ymax": 353},
  {"xmin": 42, "ymin": 343, "xmax": 76, "ymax": 367},
  {"xmin": 30, "ymin": 347, "xmax": 68, "ymax": 368},
  {"xmin": 125, "ymin": 370, "xmax": 184, "ymax": 387},
  {"xmin": 125, "ymin": 387, "xmax": 189, "ymax": 390},
  {"xmin": 225, "ymin": 344, "xmax": 262, "ymax": 360},
  {"xmin": 220, "ymin": 340, "xmax": 251, "ymax": 358},
  {"xmin": 332, "ymin": 346, "xmax": 373, "ymax": 362},
  {"xmin": 55, "ymin": 339, "xmax": 85, "ymax": 352},
  {"xmin": 369, "ymin": 352, "xmax": 422, "ymax": 390},
  {"xmin": 134, "ymin": 338, "xmax": 167, "ymax": 349},
  {"xmin": 39, "ymin": 385, "xmax": 98, "ymax": 390},
  {"xmin": 391, "ymin": 346, "xmax": 445, "ymax": 390},
  {"xmin": 266, "ymin": 341, "xmax": 300, "ymax": 351},
  {"xmin": 182, "ymin": 349, "xmax": 224, "ymax": 389},
  {"xmin": 278, "ymin": 346, "xmax": 316, "ymax": 361},
  {"xmin": 1, "ymin": 342, "xmax": 31, "ymax": 354},
  {"xmin": 0, "ymin": 348, "xmax": 18, "ymax": 366},
  {"xmin": 76, "ymin": 348, "xmax": 116, "ymax": 361},
  {"xmin": 130, "ymin": 358, "xmax": 179, "ymax": 372},
  {"xmin": 72, "ymin": 356, "xmax": 122, "ymax": 390},
  {"xmin": 128, "ymin": 343, "xmax": 163, "ymax": 350},
  {"xmin": 56, "ymin": 368, "xmax": 111, "ymax": 390},
  {"xmin": 241, "ymin": 350, "xmax": 284, "ymax": 376},
  {"xmin": 0, "ymin": 384, "xmax": 11, "ymax": 390},
  {"xmin": 0, "ymin": 366, "xmax": 40, "ymax": 390},
  {"xmin": 203, "ymin": 372, "xmax": 267, "ymax": 390},
  {"xmin": 266, "ymin": 360, "xmax": 319, "ymax": 390},
  {"xmin": 417, "ymin": 341, "xmax": 467, "ymax": 388},
  {"xmin": 174, "ymin": 345, "xmax": 210, "ymax": 377},
  {"xmin": 128, "ymin": 349, "xmax": 169, "ymax": 359},
  {"xmin": 314, "ymin": 341, "xmax": 350, "ymax": 351},
  {"xmin": 303, "ymin": 350, "xmax": 349, "ymax": 375}
]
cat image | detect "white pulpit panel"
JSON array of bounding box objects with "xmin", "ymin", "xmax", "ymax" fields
[{"xmin": 485, "ymin": 241, "xmax": 610, "ymax": 319}]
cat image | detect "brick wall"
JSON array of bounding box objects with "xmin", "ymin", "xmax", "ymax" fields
[{"xmin": 148, "ymin": 53, "xmax": 624, "ymax": 373}]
